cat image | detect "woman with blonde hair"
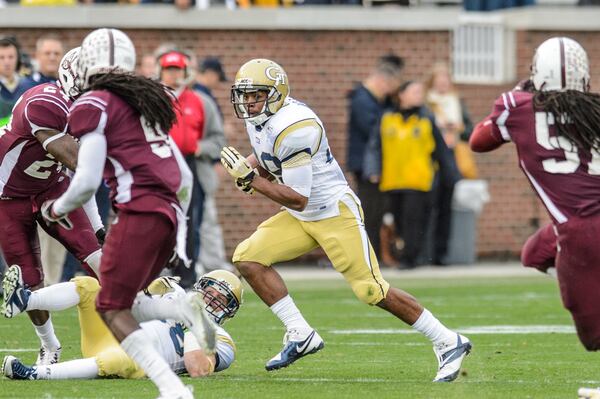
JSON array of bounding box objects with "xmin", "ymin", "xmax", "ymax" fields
[{"xmin": 425, "ymin": 62, "xmax": 475, "ymax": 265}]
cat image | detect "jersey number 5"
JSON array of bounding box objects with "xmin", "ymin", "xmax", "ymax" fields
[
  {"xmin": 140, "ymin": 116, "xmax": 172, "ymax": 159},
  {"xmin": 535, "ymin": 112, "xmax": 600, "ymax": 175}
]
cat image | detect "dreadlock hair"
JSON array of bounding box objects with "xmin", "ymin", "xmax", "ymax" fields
[
  {"xmin": 533, "ymin": 89, "xmax": 600, "ymax": 152},
  {"xmin": 87, "ymin": 71, "xmax": 177, "ymax": 134}
]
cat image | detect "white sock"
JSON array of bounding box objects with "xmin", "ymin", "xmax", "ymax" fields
[
  {"xmin": 34, "ymin": 358, "xmax": 99, "ymax": 380},
  {"xmin": 411, "ymin": 309, "xmax": 457, "ymax": 347},
  {"xmin": 131, "ymin": 293, "xmax": 182, "ymax": 323},
  {"xmin": 33, "ymin": 317, "xmax": 61, "ymax": 350},
  {"xmin": 27, "ymin": 282, "xmax": 80, "ymax": 312},
  {"xmin": 121, "ymin": 329, "xmax": 186, "ymax": 396},
  {"xmin": 270, "ymin": 295, "xmax": 311, "ymax": 332}
]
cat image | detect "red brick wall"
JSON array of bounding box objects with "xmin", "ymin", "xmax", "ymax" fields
[{"xmin": 4, "ymin": 27, "xmax": 593, "ymax": 258}]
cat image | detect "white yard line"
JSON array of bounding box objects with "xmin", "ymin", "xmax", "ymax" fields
[
  {"xmin": 277, "ymin": 262, "xmax": 541, "ymax": 281},
  {"xmin": 329, "ymin": 325, "xmax": 576, "ymax": 335}
]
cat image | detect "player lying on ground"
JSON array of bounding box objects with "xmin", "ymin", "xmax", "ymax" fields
[
  {"xmin": 469, "ymin": 36, "xmax": 600, "ymax": 399},
  {"xmin": 0, "ymin": 47, "xmax": 104, "ymax": 367},
  {"xmin": 2, "ymin": 267, "xmax": 241, "ymax": 380},
  {"xmin": 221, "ymin": 58, "xmax": 471, "ymax": 382}
]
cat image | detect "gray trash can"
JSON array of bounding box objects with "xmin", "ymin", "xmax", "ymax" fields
[
  {"xmin": 445, "ymin": 206, "xmax": 477, "ymax": 265},
  {"xmin": 444, "ymin": 179, "xmax": 490, "ymax": 265}
]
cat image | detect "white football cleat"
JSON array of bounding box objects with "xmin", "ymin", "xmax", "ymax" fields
[
  {"xmin": 2, "ymin": 355, "xmax": 38, "ymax": 380},
  {"xmin": 2, "ymin": 265, "xmax": 30, "ymax": 318},
  {"xmin": 266, "ymin": 328, "xmax": 325, "ymax": 371},
  {"xmin": 179, "ymin": 292, "xmax": 217, "ymax": 354},
  {"xmin": 35, "ymin": 346, "xmax": 62, "ymax": 366},
  {"xmin": 579, "ymin": 387, "xmax": 600, "ymax": 399},
  {"xmin": 433, "ymin": 334, "xmax": 472, "ymax": 382}
]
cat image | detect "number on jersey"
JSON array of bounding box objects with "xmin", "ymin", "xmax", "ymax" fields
[
  {"xmin": 536, "ymin": 112, "xmax": 600, "ymax": 175},
  {"xmin": 24, "ymin": 156, "xmax": 58, "ymax": 180},
  {"xmin": 140, "ymin": 116, "xmax": 172, "ymax": 159}
]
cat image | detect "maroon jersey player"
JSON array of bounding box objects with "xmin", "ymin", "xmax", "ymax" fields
[
  {"xmin": 470, "ymin": 37, "xmax": 600, "ymax": 358},
  {"xmin": 0, "ymin": 48, "xmax": 102, "ymax": 366},
  {"xmin": 42, "ymin": 28, "xmax": 213, "ymax": 399}
]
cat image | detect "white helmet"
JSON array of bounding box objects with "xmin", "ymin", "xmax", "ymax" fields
[
  {"xmin": 77, "ymin": 28, "xmax": 136, "ymax": 90},
  {"xmin": 58, "ymin": 47, "xmax": 80, "ymax": 100},
  {"xmin": 531, "ymin": 37, "xmax": 590, "ymax": 92}
]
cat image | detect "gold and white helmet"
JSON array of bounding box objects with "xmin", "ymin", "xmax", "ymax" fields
[
  {"xmin": 193, "ymin": 270, "xmax": 243, "ymax": 325},
  {"xmin": 231, "ymin": 58, "xmax": 289, "ymax": 126}
]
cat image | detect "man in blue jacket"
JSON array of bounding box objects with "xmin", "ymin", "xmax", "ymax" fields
[{"xmin": 347, "ymin": 54, "xmax": 403, "ymax": 257}]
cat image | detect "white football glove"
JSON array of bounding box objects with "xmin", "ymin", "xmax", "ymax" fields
[
  {"xmin": 220, "ymin": 146, "xmax": 256, "ymax": 184},
  {"xmin": 144, "ymin": 276, "xmax": 181, "ymax": 296},
  {"xmin": 41, "ymin": 199, "xmax": 73, "ymax": 230}
]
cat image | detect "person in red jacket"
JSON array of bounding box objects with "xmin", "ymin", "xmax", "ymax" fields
[{"xmin": 159, "ymin": 50, "xmax": 206, "ymax": 288}]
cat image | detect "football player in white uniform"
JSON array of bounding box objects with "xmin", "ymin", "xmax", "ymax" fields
[
  {"xmin": 2, "ymin": 268, "xmax": 241, "ymax": 381},
  {"xmin": 221, "ymin": 58, "xmax": 471, "ymax": 382}
]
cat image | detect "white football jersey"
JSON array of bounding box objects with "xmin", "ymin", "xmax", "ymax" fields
[
  {"xmin": 246, "ymin": 97, "xmax": 349, "ymax": 221},
  {"xmin": 141, "ymin": 291, "xmax": 235, "ymax": 375}
]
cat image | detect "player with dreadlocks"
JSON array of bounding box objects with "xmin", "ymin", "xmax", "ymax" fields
[
  {"xmin": 23, "ymin": 28, "xmax": 216, "ymax": 399},
  {"xmin": 469, "ymin": 37, "xmax": 600, "ymax": 399}
]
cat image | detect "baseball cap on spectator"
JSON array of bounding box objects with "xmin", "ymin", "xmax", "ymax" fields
[
  {"xmin": 159, "ymin": 51, "xmax": 188, "ymax": 69},
  {"xmin": 200, "ymin": 57, "xmax": 227, "ymax": 82}
]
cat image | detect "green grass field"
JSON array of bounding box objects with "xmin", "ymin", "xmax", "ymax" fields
[{"xmin": 1, "ymin": 273, "xmax": 597, "ymax": 398}]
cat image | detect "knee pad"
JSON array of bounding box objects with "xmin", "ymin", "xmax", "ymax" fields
[
  {"xmin": 95, "ymin": 346, "xmax": 143, "ymax": 379},
  {"xmin": 72, "ymin": 276, "xmax": 100, "ymax": 309},
  {"xmin": 232, "ymin": 239, "xmax": 251, "ymax": 264},
  {"xmin": 350, "ymin": 280, "xmax": 388, "ymax": 305}
]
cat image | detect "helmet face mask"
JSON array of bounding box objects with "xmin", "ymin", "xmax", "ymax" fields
[
  {"xmin": 58, "ymin": 47, "xmax": 81, "ymax": 100},
  {"xmin": 77, "ymin": 28, "xmax": 136, "ymax": 90},
  {"xmin": 531, "ymin": 37, "xmax": 590, "ymax": 93},
  {"xmin": 231, "ymin": 59, "xmax": 289, "ymax": 126},
  {"xmin": 231, "ymin": 85, "xmax": 283, "ymax": 126},
  {"xmin": 193, "ymin": 270, "xmax": 242, "ymax": 325}
]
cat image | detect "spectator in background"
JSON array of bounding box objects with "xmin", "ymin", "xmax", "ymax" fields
[
  {"xmin": 30, "ymin": 35, "xmax": 63, "ymax": 85},
  {"xmin": 364, "ymin": 81, "xmax": 459, "ymax": 269},
  {"xmin": 425, "ymin": 62, "xmax": 474, "ymax": 265},
  {"xmin": 347, "ymin": 54, "xmax": 403, "ymax": 258},
  {"xmin": 192, "ymin": 57, "xmax": 232, "ymax": 274},
  {"xmin": 137, "ymin": 53, "xmax": 157, "ymax": 79},
  {"xmin": 159, "ymin": 50, "xmax": 205, "ymax": 288},
  {"xmin": 0, "ymin": 36, "xmax": 36, "ymax": 126},
  {"xmin": 194, "ymin": 57, "xmax": 226, "ymax": 117}
]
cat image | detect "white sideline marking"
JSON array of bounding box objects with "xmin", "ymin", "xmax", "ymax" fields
[
  {"xmin": 329, "ymin": 325, "xmax": 576, "ymax": 335},
  {"xmin": 0, "ymin": 348, "xmax": 38, "ymax": 352}
]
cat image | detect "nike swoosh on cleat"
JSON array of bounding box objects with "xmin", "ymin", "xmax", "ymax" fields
[
  {"xmin": 295, "ymin": 331, "xmax": 316, "ymax": 354},
  {"xmin": 439, "ymin": 343, "xmax": 472, "ymax": 369}
]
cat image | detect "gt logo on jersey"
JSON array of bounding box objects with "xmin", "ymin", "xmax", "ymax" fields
[{"xmin": 265, "ymin": 66, "xmax": 286, "ymax": 86}]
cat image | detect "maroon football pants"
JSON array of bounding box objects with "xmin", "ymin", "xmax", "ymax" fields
[
  {"xmin": 0, "ymin": 182, "xmax": 100, "ymax": 287},
  {"xmin": 556, "ymin": 215, "xmax": 600, "ymax": 351},
  {"xmin": 95, "ymin": 210, "xmax": 176, "ymax": 312}
]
